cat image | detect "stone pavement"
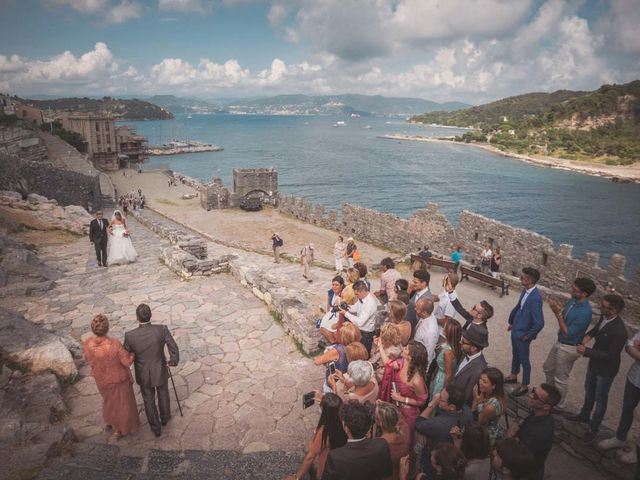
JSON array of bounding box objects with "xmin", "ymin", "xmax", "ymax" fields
[{"xmin": 0, "ymin": 211, "xmax": 323, "ymax": 455}]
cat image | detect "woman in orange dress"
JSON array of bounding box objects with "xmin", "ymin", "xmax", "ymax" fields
[{"xmin": 83, "ymin": 314, "xmax": 140, "ymax": 438}]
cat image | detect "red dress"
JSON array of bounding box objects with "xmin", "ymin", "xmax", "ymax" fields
[
  {"xmin": 379, "ymin": 358, "xmax": 428, "ymax": 440},
  {"xmin": 84, "ymin": 336, "xmax": 140, "ymax": 435}
]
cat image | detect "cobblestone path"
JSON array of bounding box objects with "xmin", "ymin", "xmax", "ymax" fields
[{"xmin": 0, "ymin": 213, "xmax": 323, "ymax": 454}]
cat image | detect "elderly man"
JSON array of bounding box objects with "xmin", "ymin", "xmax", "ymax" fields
[
  {"xmin": 413, "ymin": 298, "xmax": 439, "ymax": 368},
  {"xmin": 506, "ymin": 267, "xmax": 545, "ymax": 397},
  {"xmin": 542, "ymin": 277, "xmax": 596, "ymax": 412},
  {"xmin": 339, "ymin": 280, "xmax": 379, "ymax": 354}
]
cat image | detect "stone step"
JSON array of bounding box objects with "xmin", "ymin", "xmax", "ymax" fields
[{"xmin": 36, "ymin": 443, "xmax": 303, "ymax": 480}]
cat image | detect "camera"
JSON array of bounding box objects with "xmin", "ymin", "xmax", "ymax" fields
[
  {"xmin": 303, "ymin": 391, "xmax": 315, "ymax": 409},
  {"xmin": 331, "ymin": 301, "xmax": 350, "ymax": 314}
]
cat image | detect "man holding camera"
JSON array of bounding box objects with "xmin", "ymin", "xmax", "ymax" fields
[{"xmin": 339, "ymin": 280, "xmax": 379, "ymax": 354}]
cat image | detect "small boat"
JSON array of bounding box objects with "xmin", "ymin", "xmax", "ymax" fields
[
  {"xmin": 333, "ymin": 121, "xmax": 346, "ymax": 127},
  {"xmin": 363, "ymin": 125, "xmax": 372, "ymax": 129},
  {"xmin": 187, "ymin": 114, "xmax": 193, "ymax": 119}
]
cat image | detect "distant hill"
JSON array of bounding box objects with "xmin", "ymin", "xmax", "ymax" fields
[
  {"xmin": 222, "ymin": 94, "xmax": 470, "ymax": 116},
  {"xmin": 148, "ymin": 95, "xmax": 222, "ymax": 114},
  {"xmin": 410, "ymin": 89, "xmax": 589, "ymax": 126},
  {"xmin": 411, "ymin": 81, "xmax": 640, "ymax": 165},
  {"xmin": 23, "ymin": 96, "xmax": 174, "ymax": 120}
]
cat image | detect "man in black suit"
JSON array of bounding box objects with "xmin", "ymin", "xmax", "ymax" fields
[
  {"xmin": 569, "ymin": 294, "xmax": 628, "ymax": 443},
  {"xmin": 407, "ymin": 269, "xmax": 433, "ymax": 335},
  {"xmin": 322, "ymin": 401, "xmax": 392, "ymax": 480},
  {"xmin": 124, "ymin": 303, "xmax": 180, "ymax": 437},
  {"xmin": 89, "ymin": 210, "xmax": 109, "ymax": 267},
  {"xmin": 450, "ymin": 324, "xmax": 488, "ymax": 406}
]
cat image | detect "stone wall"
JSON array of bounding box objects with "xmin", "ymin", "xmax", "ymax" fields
[
  {"xmin": 199, "ymin": 168, "xmax": 278, "ymax": 210},
  {"xmin": 0, "ymin": 154, "xmax": 103, "ymax": 211},
  {"xmin": 233, "ymin": 168, "xmax": 278, "ymax": 198},
  {"xmin": 277, "ymin": 194, "xmax": 640, "ymax": 325},
  {"xmin": 507, "ymin": 394, "xmax": 633, "ymax": 480},
  {"xmin": 0, "ymin": 126, "xmax": 48, "ymax": 162},
  {"xmin": 129, "ymin": 210, "xmax": 234, "ymax": 279}
]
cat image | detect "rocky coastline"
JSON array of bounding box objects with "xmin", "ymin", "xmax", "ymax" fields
[{"xmin": 380, "ymin": 134, "xmax": 640, "ymax": 183}]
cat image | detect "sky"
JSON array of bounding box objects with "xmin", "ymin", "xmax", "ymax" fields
[{"xmin": 0, "ymin": 0, "xmax": 639, "ymax": 104}]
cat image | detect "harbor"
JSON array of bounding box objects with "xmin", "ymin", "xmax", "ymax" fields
[{"xmin": 146, "ymin": 139, "xmax": 223, "ymax": 156}]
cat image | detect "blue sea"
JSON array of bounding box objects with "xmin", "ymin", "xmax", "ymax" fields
[{"xmin": 124, "ymin": 114, "xmax": 640, "ymax": 274}]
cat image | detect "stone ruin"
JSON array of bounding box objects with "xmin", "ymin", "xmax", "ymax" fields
[
  {"xmin": 277, "ymin": 193, "xmax": 640, "ymax": 326},
  {"xmin": 200, "ymin": 168, "xmax": 278, "ymax": 210}
]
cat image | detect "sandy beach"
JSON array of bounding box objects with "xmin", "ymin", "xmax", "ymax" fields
[{"xmin": 381, "ymin": 134, "xmax": 640, "ymax": 182}]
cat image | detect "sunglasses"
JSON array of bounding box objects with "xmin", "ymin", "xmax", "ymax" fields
[{"xmin": 530, "ymin": 388, "xmax": 547, "ymax": 404}]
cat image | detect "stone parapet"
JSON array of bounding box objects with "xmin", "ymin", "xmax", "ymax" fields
[
  {"xmin": 507, "ymin": 394, "xmax": 634, "ymax": 480},
  {"xmin": 276, "ymin": 194, "xmax": 640, "ymax": 327}
]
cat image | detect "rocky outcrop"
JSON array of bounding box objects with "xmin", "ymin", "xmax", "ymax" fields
[
  {"xmin": 0, "ymin": 307, "xmax": 78, "ymax": 380},
  {"xmin": 0, "ymin": 190, "xmax": 94, "ymax": 235},
  {"xmin": 1, "ymin": 369, "xmax": 76, "ymax": 479},
  {"xmin": 0, "ymin": 234, "xmax": 60, "ymax": 290}
]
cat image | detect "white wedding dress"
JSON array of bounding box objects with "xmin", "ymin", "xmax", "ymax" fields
[{"xmin": 107, "ymin": 224, "xmax": 138, "ymax": 265}]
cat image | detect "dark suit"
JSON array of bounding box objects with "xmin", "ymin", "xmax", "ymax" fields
[
  {"xmin": 451, "ymin": 351, "xmax": 487, "ymax": 406},
  {"xmin": 579, "ymin": 315, "xmax": 628, "ymax": 433},
  {"xmin": 451, "ymin": 297, "xmax": 488, "ymax": 333},
  {"xmin": 508, "ymin": 287, "xmax": 544, "ymax": 385},
  {"xmin": 89, "ymin": 218, "xmax": 109, "ymax": 266},
  {"xmin": 124, "ymin": 323, "xmax": 179, "ymax": 434},
  {"xmin": 407, "ymin": 288, "xmax": 432, "ymax": 337},
  {"xmin": 321, "ymin": 437, "xmax": 392, "ymax": 480}
]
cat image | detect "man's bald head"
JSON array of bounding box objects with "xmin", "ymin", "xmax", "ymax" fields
[{"xmin": 416, "ymin": 298, "xmax": 434, "ymax": 318}]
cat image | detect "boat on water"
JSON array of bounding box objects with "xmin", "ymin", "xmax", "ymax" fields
[
  {"xmin": 146, "ymin": 139, "xmax": 223, "ymax": 156},
  {"xmin": 187, "ymin": 114, "xmax": 193, "ymax": 119},
  {"xmin": 363, "ymin": 125, "xmax": 372, "ymax": 129},
  {"xmin": 333, "ymin": 121, "xmax": 347, "ymax": 127}
]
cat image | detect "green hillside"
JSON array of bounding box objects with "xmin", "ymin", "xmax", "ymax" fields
[
  {"xmin": 411, "ymin": 81, "xmax": 640, "ymax": 165},
  {"xmin": 24, "ymin": 96, "xmax": 174, "ymax": 120}
]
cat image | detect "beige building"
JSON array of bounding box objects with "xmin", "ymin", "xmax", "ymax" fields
[
  {"xmin": 0, "ymin": 95, "xmax": 17, "ymax": 115},
  {"xmin": 115, "ymin": 125, "xmax": 147, "ymax": 165},
  {"xmin": 15, "ymin": 104, "xmax": 45, "ymax": 126},
  {"xmin": 60, "ymin": 112, "xmax": 118, "ymax": 171}
]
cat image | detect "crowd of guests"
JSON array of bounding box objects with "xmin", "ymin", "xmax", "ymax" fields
[
  {"xmin": 118, "ymin": 189, "xmax": 146, "ymax": 214},
  {"xmin": 287, "ymin": 253, "xmax": 635, "ymax": 480}
]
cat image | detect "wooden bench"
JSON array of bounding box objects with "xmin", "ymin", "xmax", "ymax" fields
[
  {"xmin": 460, "ymin": 265, "xmax": 510, "ymax": 297},
  {"xmin": 411, "ymin": 254, "xmax": 459, "ymax": 273}
]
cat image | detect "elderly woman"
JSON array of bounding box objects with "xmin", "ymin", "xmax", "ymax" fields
[
  {"xmin": 286, "ymin": 393, "xmax": 347, "ymax": 480},
  {"xmin": 329, "ymin": 360, "xmax": 379, "ymax": 404},
  {"xmin": 83, "ymin": 314, "xmax": 139, "ymax": 438},
  {"xmin": 376, "ymin": 401, "xmax": 411, "ymax": 480}
]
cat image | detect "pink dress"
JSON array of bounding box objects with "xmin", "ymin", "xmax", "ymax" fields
[
  {"xmin": 379, "ymin": 358, "xmax": 428, "ymax": 439},
  {"xmin": 84, "ymin": 336, "xmax": 140, "ymax": 435}
]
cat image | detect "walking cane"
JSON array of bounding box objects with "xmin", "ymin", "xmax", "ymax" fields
[{"xmin": 167, "ymin": 365, "xmax": 184, "ymax": 417}]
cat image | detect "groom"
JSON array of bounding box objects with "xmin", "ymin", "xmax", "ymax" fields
[
  {"xmin": 89, "ymin": 210, "xmax": 109, "ymax": 267},
  {"xmin": 124, "ymin": 303, "xmax": 180, "ymax": 437}
]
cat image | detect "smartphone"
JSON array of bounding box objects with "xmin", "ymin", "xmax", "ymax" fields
[
  {"xmin": 303, "ymin": 391, "xmax": 315, "ymax": 409},
  {"xmin": 328, "ymin": 362, "xmax": 336, "ymax": 375},
  {"xmin": 391, "ymin": 382, "xmax": 398, "ymax": 393}
]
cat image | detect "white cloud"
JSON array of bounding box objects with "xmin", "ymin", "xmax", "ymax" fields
[
  {"xmin": 106, "ymin": 0, "xmax": 142, "ymax": 24},
  {"xmin": 158, "ymin": 0, "xmax": 213, "ymax": 14},
  {"xmin": 46, "ymin": 0, "xmax": 141, "ymax": 24},
  {"xmin": 267, "ymin": 2, "xmax": 288, "ymax": 26},
  {"xmin": 46, "ymin": 0, "xmax": 108, "ymax": 14},
  {"xmin": 607, "ymin": 0, "xmax": 640, "ymax": 53},
  {"xmin": 0, "ymin": 54, "xmax": 27, "ymax": 74}
]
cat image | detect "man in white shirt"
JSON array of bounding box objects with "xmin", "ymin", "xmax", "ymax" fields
[
  {"xmin": 413, "ymin": 298, "xmax": 440, "ymax": 368},
  {"xmin": 340, "ymin": 280, "xmax": 379, "ymax": 354},
  {"xmin": 407, "ymin": 270, "xmax": 432, "ymax": 334}
]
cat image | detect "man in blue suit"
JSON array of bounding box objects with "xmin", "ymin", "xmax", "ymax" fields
[{"xmin": 506, "ymin": 267, "xmax": 545, "ymax": 396}]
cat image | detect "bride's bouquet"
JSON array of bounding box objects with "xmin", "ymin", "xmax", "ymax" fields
[{"xmin": 123, "ymin": 230, "xmax": 129, "ymax": 238}]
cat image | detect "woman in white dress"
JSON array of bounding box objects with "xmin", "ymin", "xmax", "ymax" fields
[{"xmin": 107, "ymin": 210, "xmax": 138, "ymax": 265}]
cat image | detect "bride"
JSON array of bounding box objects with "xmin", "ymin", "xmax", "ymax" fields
[{"xmin": 107, "ymin": 210, "xmax": 138, "ymax": 265}]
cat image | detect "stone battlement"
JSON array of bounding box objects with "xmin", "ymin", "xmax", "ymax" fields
[
  {"xmin": 200, "ymin": 168, "xmax": 278, "ymax": 210},
  {"xmin": 277, "ymin": 193, "xmax": 640, "ymax": 325}
]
